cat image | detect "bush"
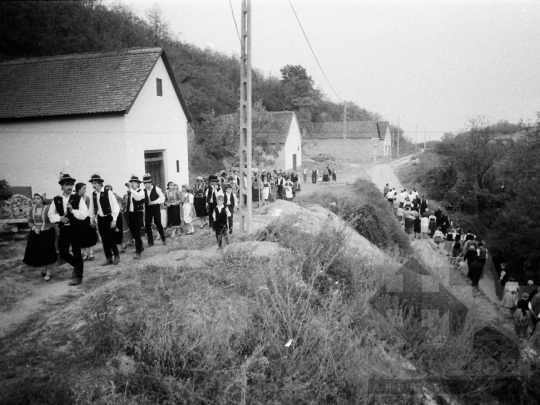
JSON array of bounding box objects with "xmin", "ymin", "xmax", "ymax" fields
[{"xmin": 0, "ymin": 179, "xmax": 12, "ymax": 200}]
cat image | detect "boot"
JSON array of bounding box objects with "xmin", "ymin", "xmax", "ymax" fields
[
  {"xmin": 134, "ymin": 252, "xmax": 141, "ymax": 260},
  {"xmin": 68, "ymin": 278, "xmax": 82, "ymax": 286},
  {"xmin": 113, "ymin": 255, "xmax": 120, "ymax": 265},
  {"xmin": 101, "ymin": 257, "xmax": 113, "ymax": 266}
]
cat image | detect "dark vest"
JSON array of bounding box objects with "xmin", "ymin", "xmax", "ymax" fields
[
  {"xmin": 93, "ymin": 190, "xmax": 112, "ymax": 216},
  {"xmin": 213, "ymin": 206, "xmax": 228, "ymax": 228},
  {"xmin": 207, "ymin": 186, "xmax": 222, "ymax": 204},
  {"xmin": 53, "ymin": 194, "xmax": 82, "ymax": 227},
  {"xmin": 224, "ymin": 193, "xmax": 236, "ymax": 209},
  {"xmin": 144, "ymin": 187, "xmax": 160, "ymax": 209}
]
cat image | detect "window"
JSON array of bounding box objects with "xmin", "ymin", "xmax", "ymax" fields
[{"xmin": 156, "ymin": 78, "xmax": 162, "ymax": 96}]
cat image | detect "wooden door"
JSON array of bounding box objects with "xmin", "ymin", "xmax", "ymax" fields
[
  {"xmin": 293, "ymin": 154, "xmax": 297, "ymax": 171},
  {"xmin": 144, "ymin": 151, "xmax": 165, "ymax": 189}
]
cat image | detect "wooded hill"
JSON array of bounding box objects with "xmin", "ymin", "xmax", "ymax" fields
[{"xmin": 0, "ymin": 1, "xmax": 416, "ymax": 166}]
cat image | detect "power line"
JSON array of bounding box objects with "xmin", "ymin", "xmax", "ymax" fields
[
  {"xmin": 228, "ymin": 0, "xmax": 243, "ymax": 52},
  {"xmin": 287, "ymin": 0, "xmax": 342, "ymax": 101}
]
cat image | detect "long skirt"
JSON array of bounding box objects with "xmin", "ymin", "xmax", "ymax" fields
[
  {"xmin": 80, "ymin": 217, "xmax": 97, "ymax": 248},
  {"xmin": 23, "ymin": 228, "xmax": 57, "ymax": 268},
  {"xmin": 428, "ymin": 221, "xmax": 437, "ymax": 237},
  {"xmin": 262, "ymin": 187, "xmax": 270, "ymax": 200},
  {"xmin": 252, "ymin": 188, "xmax": 260, "ymax": 202},
  {"xmin": 194, "ymin": 196, "xmax": 207, "ymax": 217},
  {"xmin": 332, "ymin": 173, "xmax": 336, "ymax": 181},
  {"xmin": 443, "ymin": 240, "xmax": 453, "ymax": 253},
  {"xmin": 513, "ymin": 310, "xmax": 530, "ymax": 338},
  {"xmin": 167, "ymin": 204, "xmax": 181, "ymax": 227},
  {"xmin": 323, "ymin": 174, "xmax": 329, "ymax": 182},
  {"xmin": 404, "ymin": 218, "xmax": 414, "ymax": 234},
  {"xmin": 499, "ymin": 290, "xmax": 518, "ymax": 317},
  {"xmin": 183, "ymin": 202, "xmax": 193, "ymax": 224},
  {"xmin": 121, "ymin": 212, "xmax": 132, "ymax": 243}
]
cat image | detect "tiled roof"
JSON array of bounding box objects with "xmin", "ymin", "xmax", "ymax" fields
[
  {"xmin": 307, "ymin": 121, "xmax": 389, "ymax": 140},
  {"xmin": 0, "ymin": 48, "xmax": 191, "ymax": 121},
  {"xmin": 219, "ymin": 111, "xmax": 296, "ymax": 144}
]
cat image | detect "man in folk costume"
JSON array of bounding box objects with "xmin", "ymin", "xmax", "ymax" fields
[
  {"xmin": 125, "ymin": 175, "xmax": 145, "ymax": 259},
  {"xmin": 213, "ymin": 195, "xmax": 231, "ymax": 248},
  {"xmin": 87, "ymin": 174, "xmax": 121, "ymax": 266},
  {"xmin": 142, "ymin": 174, "xmax": 167, "ymax": 246},
  {"xmin": 205, "ymin": 175, "xmax": 224, "ymax": 229},
  {"xmin": 224, "ymin": 183, "xmax": 237, "ymax": 234},
  {"xmin": 48, "ymin": 173, "xmax": 89, "ymax": 286}
]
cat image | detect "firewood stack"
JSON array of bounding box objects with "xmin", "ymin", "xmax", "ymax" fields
[{"xmin": 0, "ymin": 194, "xmax": 33, "ymax": 219}]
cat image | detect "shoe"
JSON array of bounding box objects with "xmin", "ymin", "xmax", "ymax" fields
[
  {"xmin": 113, "ymin": 255, "xmax": 120, "ymax": 265},
  {"xmin": 186, "ymin": 232, "xmax": 194, "ymax": 235},
  {"xmin": 68, "ymin": 278, "xmax": 82, "ymax": 286},
  {"xmin": 162, "ymin": 240, "xmax": 167, "ymax": 246},
  {"xmin": 134, "ymin": 253, "xmax": 141, "ymax": 260},
  {"xmin": 82, "ymin": 254, "xmax": 89, "ymax": 261},
  {"xmin": 88, "ymin": 254, "xmax": 94, "ymax": 261},
  {"xmin": 101, "ymin": 257, "xmax": 113, "ymax": 266},
  {"xmin": 128, "ymin": 240, "xmax": 135, "ymax": 246},
  {"xmin": 229, "ymin": 229, "xmax": 233, "ymax": 234},
  {"xmin": 148, "ymin": 243, "xmax": 154, "ymax": 247},
  {"xmin": 44, "ymin": 275, "xmax": 51, "ymax": 282}
]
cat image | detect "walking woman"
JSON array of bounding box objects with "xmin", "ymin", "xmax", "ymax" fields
[
  {"xmin": 182, "ymin": 185, "xmax": 195, "ymax": 235},
  {"xmin": 513, "ymin": 293, "xmax": 531, "ymax": 338},
  {"xmin": 413, "ymin": 215, "xmax": 422, "ymax": 239},
  {"xmin": 404, "ymin": 209, "xmax": 415, "ymax": 241},
  {"xmin": 193, "ymin": 177, "xmax": 208, "ymax": 228},
  {"xmin": 262, "ymin": 176, "xmax": 271, "ymax": 206},
  {"xmin": 23, "ymin": 192, "xmax": 57, "ymax": 281},
  {"xmin": 433, "ymin": 227, "xmax": 444, "ymax": 249},
  {"xmin": 165, "ymin": 182, "xmax": 182, "ymax": 238},
  {"xmin": 500, "ymin": 274, "xmax": 519, "ymax": 317},
  {"xmin": 444, "ymin": 229, "xmax": 455, "ymax": 256},
  {"xmin": 420, "ymin": 195, "xmax": 429, "ymax": 215},
  {"xmin": 75, "ymin": 183, "xmax": 96, "ymax": 261},
  {"xmin": 284, "ymin": 176, "xmax": 294, "ymax": 201},
  {"xmin": 421, "ymin": 215, "xmax": 429, "ymax": 239},
  {"xmin": 428, "ymin": 212, "xmax": 437, "ymax": 237}
]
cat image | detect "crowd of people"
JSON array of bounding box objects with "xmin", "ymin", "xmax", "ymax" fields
[
  {"xmin": 383, "ymin": 183, "xmax": 540, "ymax": 345},
  {"xmin": 21, "ymin": 166, "xmax": 327, "ymax": 286}
]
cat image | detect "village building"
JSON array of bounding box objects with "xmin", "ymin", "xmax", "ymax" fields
[
  {"xmin": 303, "ymin": 121, "xmax": 391, "ymax": 162},
  {"xmin": 0, "ymin": 47, "xmax": 192, "ymax": 197},
  {"xmin": 220, "ymin": 111, "xmax": 302, "ymax": 172}
]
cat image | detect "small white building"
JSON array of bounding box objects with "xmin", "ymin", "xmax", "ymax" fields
[
  {"xmin": 0, "ymin": 48, "xmax": 192, "ymax": 197},
  {"xmin": 261, "ymin": 111, "xmax": 302, "ymax": 171}
]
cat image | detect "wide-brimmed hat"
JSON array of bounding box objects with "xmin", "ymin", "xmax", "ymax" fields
[
  {"xmin": 58, "ymin": 173, "xmax": 76, "ymax": 185},
  {"xmin": 209, "ymin": 174, "xmax": 218, "ymax": 182},
  {"xmin": 142, "ymin": 173, "xmax": 152, "ymax": 183},
  {"xmin": 88, "ymin": 174, "xmax": 104, "ymax": 184},
  {"xmin": 128, "ymin": 175, "xmax": 141, "ymax": 184}
]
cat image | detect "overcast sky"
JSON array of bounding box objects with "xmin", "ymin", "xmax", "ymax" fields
[{"xmin": 114, "ymin": 0, "xmax": 540, "ymax": 141}]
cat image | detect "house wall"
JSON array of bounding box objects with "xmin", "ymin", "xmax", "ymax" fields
[
  {"xmin": 303, "ymin": 138, "xmax": 381, "ymax": 162},
  {"xmin": 382, "ymin": 127, "xmax": 391, "ymax": 157},
  {"xmin": 0, "ymin": 115, "xmax": 129, "ymax": 198},
  {"xmin": 283, "ymin": 116, "xmax": 302, "ymax": 170},
  {"xmin": 124, "ymin": 57, "xmax": 189, "ymax": 189}
]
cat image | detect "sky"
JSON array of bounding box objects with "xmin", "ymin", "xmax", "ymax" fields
[{"xmin": 110, "ymin": 0, "xmax": 540, "ymax": 141}]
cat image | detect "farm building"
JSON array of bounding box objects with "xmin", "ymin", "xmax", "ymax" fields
[
  {"xmin": 303, "ymin": 121, "xmax": 391, "ymax": 162},
  {"xmin": 220, "ymin": 111, "xmax": 303, "ymax": 171},
  {"xmin": 0, "ymin": 47, "xmax": 191, "ymax": 198}
]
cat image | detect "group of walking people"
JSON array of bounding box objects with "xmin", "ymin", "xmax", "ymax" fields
[
  {"xmin": 308, "ymin": 166, "xmax": 337, "ymax": 184},
  {"xmin": 383, "ymin": 182, "xmax": 540, "ymax": 345}
]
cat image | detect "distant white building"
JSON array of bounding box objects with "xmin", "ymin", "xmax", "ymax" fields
[{"xmin": 0, "ymin": 48, "xmax": 192, "ymax": 197}]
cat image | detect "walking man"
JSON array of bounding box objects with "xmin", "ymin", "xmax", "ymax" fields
[
  {"xmin": 143, "ymin": 174, "xmax": 166, "ymax": 246},
  {"xmin": 205, "ymin": 174, "xmax": 224, "ymax": 228},
  {"xmin": 48, "ymin": 173, "xmax": 89, "ymax": 286},
  {"xmin": 88, "ymin": 174, "xmax": 121, "ymax": 266},
  {"xmin": 126, "ymin": 175, "xmax": 145, "ymax": 259}
]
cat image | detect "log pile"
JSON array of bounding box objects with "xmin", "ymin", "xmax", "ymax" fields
[{"xmin": 0, "ymin": 194, "xmax": 33, "ymax": 219}]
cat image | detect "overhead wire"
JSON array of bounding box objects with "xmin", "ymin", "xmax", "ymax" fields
[{"xmin": 287, "ymin": 0, "xmax": 342, "ymax": 102}]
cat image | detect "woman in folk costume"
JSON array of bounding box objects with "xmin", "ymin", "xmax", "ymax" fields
[
  {"xmin": 428, "ymin": 212, "xmax": 437, "ymax": 237},
  {"xmin": 500, "ymin": 274, "xmax": 519, "ymax": 317},
  {"xmin": 105, "ymin": 185, "xmax": 127, "ymax": 252},
  {"xmin": 75, "ymin": 183, "xmax": 97, "ymax": 261},
  {"xmin": 252, "ymin": 172, "xmax": 261, "ymax": 207},
  {"xmin": 165, "ymin": 182, "xmax": 182, "ymax": 238},
  {"xmin": 261, "ymin": 175, "xmax": 271, "ymax": 206},
  {"xmin": 420, "ymin": 215, "xmax": 429, "ymax": 239},
  {"xmin": 120, "ymin": 183, "xmax": 134, "ymax": 249},
  {"xmin": 23, "ymin": 192, "xmax": 58, "ymax": 281},
  {"xmin": 284, "ymin": 176, "xmax": 294, "ymax": 201},
  {"xmin": 193, "ymin": 177, "xmax": 208, "ymax": 229},
  {"xmin": 513, "ymin": 293, "xmax": 531, "ymax": 338},
  {"xmin": 443, "ymin": 229, "xmax": 455, "ymax": 256},
  {"xmin": 322, "ymin": 167, "xmax": 330, "ymax": 183},
  {"xmin": 182, "ymin": 184, "xmax": 195, "ymax": 235},
  {"xmin": 420, "ymin": 195, "xmax": 429, "ymax": 215}
]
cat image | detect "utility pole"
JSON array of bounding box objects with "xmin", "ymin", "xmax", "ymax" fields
[
  {"xmin": 396, "ymin": 117, "xmax": 400, "ymax": 158},
  {"xmin": 415, "ymin": 125, "xmax": 418, "ymax": 152},
  {"xmin": 343, "ymin": 101, "xmax": 347, "ymax": 179},
  {"xmin": 424, "ymin": 127, "xmax": 426, "ymax": 151},
  {"xmin": 239, "ymin": 0, "xmax": 252, "ymax": 233}
]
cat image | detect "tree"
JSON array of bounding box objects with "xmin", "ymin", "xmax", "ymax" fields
[
  {"xmin": 279, "ymin": 65, "xmax": 321, "ymax": 112},
  {"xmin": 0, "ymin": 180, "xmax": 12, "ymax": 200}
]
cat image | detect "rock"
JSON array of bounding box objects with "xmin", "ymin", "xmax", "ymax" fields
[{"xmin": 107, "ymin": 354, "xmax": 136, "ymax": 376}]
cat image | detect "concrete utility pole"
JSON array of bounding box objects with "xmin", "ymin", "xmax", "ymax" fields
[
  {"xmin": 415, "ymin": 125, "xmax": 418, "ymax": 152},
  {"xmin": 396, "ymin": 117, "xmax": 400, "ymax": 158},
  {"xmin": 343, "ymin": 101, "xmax": 347, "ymax": 178},
  {"xmin": 239, "ymin": 0, "xmax": 252, "ymax": 233}
]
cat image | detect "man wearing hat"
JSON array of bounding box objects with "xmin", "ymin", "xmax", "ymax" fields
[
  {"xmin": 48, "ymin": 173, "xmax": 89, "ymax": 286},
  {"xmin": 125, "ymin": 175, "xmax": 146, "ymax": 259},
  {"xmin": 87, "ymin": 174, "xmax": 121, "ymax": 266},
  {"xmin": 205, "ymin": 175, "xmax": 224, "ymax": 229},
  {"xmin": 143, "ymin": 174, "xmax": 167, "ymax": 246}
]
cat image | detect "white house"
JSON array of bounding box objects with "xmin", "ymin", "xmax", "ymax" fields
[
  {"xmin": 0, "ymin": 48, "xmax": 192, "ymax": 197},
  {"xmin": 261, "ymin": 111, "xmax": 302, "ymax": 171},
  {"xmin": 303, "ymin": 121, "xmax": 391, "ymax": 162}
]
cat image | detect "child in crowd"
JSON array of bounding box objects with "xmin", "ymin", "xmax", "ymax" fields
[
  {"xmin": 182, "ymin": 185, "xmax": 195, "ymax": 235},
  {"xmin": 213, "ymin": 195, "xmax": 231, "ymax": 248},
  {"xmin": 433, "ymin": 227, "xmax": 444, "ymax": 249}
]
